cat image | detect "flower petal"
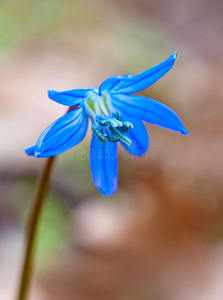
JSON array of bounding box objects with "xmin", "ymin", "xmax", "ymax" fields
[
  {"xmin": 99, "ymin": 75, "xmax": 122, "ymax": 95},
  {"xmin": 111, "ymin": 93, "xmax": 189, "ymax": 134},
  {"xmin": 26, "ymin": 107, "xmax": 88, "ymax": 157},
  {"xmin": 48, "ymin": 88, "xmax": 92, "ymax": 106},
  {"xmin": 90, "ymin": 135, "xmax": 118, "ymax": 196},
  {"xmin": 99, "ymin": 74, "xmax": 134, "ymax": 95},
  {"xmin": 24, "ymin": 145, "xmax": 36, "ymax": 156},
  {"xmin": 111, "ymin": 52, "xmax": 177, "ymax": 94},
  {"xmin": 120, "ymin": 114, "xmax": 149, "ymax": 156}
]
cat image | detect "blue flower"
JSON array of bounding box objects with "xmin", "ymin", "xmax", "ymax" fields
[{"xmin": 25, "ymin": 52, "xmax": 189, "ymax": 196}]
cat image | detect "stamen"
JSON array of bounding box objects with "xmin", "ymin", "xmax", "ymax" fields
[
  {"xmin": 84, "ymin": 100, "xmax": 96, "ymax": 120},
  {"xmin": 107, "ymin": 136, "xmax": 120, "ymax": 142},
  {"xmin": 113, "ymin": 111, "xmax": 121, "ymax": 120},
  {"xmin": 86, "ymin": 94, "xmax": 133, "ymax": 146},
  {"xmin": 96, "ymin": 116, "xmax": 122, "ymax": 128},
  {"xmin": 120, "ymin": 121, "xmax": 133, "ymax": 132},
  {"xmin": 91, "ymin": 125, "xmax": 108, "ymax": 143},
  {"xmin": 93, "ymin": 98, "xmax": 101, "ymax": 116},
  {"xmin": 109, "ymin": 127, "xmax": 132, "ymax": 147},
  {"xmin": 98, "ymin": 97, "xmax": 109, "ymax": 116},
  {"xmin": 102, "ymin": 95, "xmax": 114, "ymax": 114}
]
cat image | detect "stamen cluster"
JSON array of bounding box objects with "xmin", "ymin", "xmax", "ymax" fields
[{"xmin": 91, "ymin": 112, "xmax": 133, "ymax": 146}]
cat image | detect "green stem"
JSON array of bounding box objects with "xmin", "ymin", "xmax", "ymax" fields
[{"xmin": 16, "ymin": 156, "xmax": 56, "ymax": 300}]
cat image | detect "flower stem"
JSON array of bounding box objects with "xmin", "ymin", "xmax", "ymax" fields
[{"xmin": 16, "ymin": 156, "xmax": 56, "ymax": 300}]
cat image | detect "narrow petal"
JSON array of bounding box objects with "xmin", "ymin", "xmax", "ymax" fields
[
  {"xmin": 111, "ymin": 52, "xmax": 177, "ymax": 94},
  {"xmin": 24, "ymin": 145, "xmax": 36, "ymax": 156},
  {"xmin": 99, "ymin": 75, "xmax": 122, "ymax": 95},
  {"xmin": 111, "ymin": 93, "xmax": 189, "ymax": 134},
  {"xmin": 99, "ymin": 74, "xmax": 134, "ymax": 95},
  {"xmin": 31, "ymin": 107, "xmax": 88, "ymax": 157},
  {"xmin": 120, "ymin": 114, "xmax": 149, "ymax": 156},
  {"xmin": 48, "ymin": 88, "xmax": 92, "ymax": 106},
  {"xmin": 90, "ymin": 135, "xmax": 118, "ymax": 196}
]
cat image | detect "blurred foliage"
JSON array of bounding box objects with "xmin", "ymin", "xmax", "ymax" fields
[
  {"xmin": 17, "ymin": 179, "xmax": 70, "ymax": 269},
  {"xmin": 0, "ymin": 0, "xmax": 175, "ymax": 74},
  {"xmin": 0, "ymin": 0, "xmax": 102, "ymax": 52},
  {"xmin": 36, "ymin": 192, "xmax": 70, "ymax": 269}
]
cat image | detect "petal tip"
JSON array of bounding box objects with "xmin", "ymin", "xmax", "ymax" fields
[
  {"xmin": 181, "ymin": 128, "xmax": 189, "ymax": 135},
  {"xmin": 48, "ymin": 90, "xmax": 56, "ymax": 99},
  {"xmin": 24, "ymin": 145, "xmax": 36, "ymax": 156},
  {"xmin": 34, "ymin": 150, "xmax": 42, "ymax": 157},
  {"xmin": 173, "ymin": 51, "xmax": 177, "ymax": 59},
  {"xmin": 100, "ymin": 187, "xmax": 117, "ymax": 197}
]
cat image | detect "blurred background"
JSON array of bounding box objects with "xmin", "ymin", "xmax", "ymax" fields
[{"xmin": 1, "ymin": 0, "xmax": 223, "ymax": 299}]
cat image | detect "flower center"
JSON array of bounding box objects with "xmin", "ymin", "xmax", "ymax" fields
[{"xmin": 84, "ymin": 91, "xmax": 133, "ymax": 146}]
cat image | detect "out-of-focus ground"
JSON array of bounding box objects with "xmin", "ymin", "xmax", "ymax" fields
[{"xmin": 1, "ymin": 0, "xmax": 223, "ymax": 299}]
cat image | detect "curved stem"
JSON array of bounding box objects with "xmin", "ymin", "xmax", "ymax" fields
[{"xmin": 16, "ymin": 156, "xmax": 56, "ymax": 300}]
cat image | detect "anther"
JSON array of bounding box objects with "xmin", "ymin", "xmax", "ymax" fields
[
  {"xmin": 113, "ymin": 111, "xmax": 121, "ymax": 120},
  {"xmin": 91, "ymin": 125, "xmax": 108, "ymax": 143},
  {"xmin": 107, "ymin": 136, "xmax": 120, "ymax": 142},
  {"xmin": 96, "ymin": 116, "xmax": 122, "ymax": 128},
  {"xmin": 109, "ymin": 127, "xmax": 131, "ymax": 147},
  {"xmin": 121, "ymin": 121, "xmax": 133, "ymax": 132}
]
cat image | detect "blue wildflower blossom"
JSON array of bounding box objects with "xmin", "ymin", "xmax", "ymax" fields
[{"xmin": 25, "ymin": 52, "xmax": 189, "ymax": 196}]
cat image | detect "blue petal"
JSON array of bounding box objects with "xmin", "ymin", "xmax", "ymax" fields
[
  {"xmin": 111, "ymin": 52, "xmax": 177, "ymax": 94},
  {"xmin": 48, "ymin": 88, "xmax": 92, "ymax": 106},
  {"xmin": 99, "ymin": 75, "xmax": 123, "ymax": 95},
  {"xmin": 120, "ymin": 114, "xmax": 149, "ymax": 156},
  {"xmin": 26, "ymin": 107, "xmax": 88, "ymax": 157},
  {"xmin": 99, "ymin": 74, "xmax": 134, "ymax": 95},
  {"xmin": 24, "ymin": 145, "xmax": 36, "ymax": 156},
  {"xmin": 111, "ymin": 93, "xmax": 189, "ymax": 134},
  {"xmin": 90, "ymin": 135, "xmax": 118, "ymax": 196}
]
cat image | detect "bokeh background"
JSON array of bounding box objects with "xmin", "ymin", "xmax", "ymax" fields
[{"xmin": 1, "ymin": 0, "xmax": 223, "ymax": 299}]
